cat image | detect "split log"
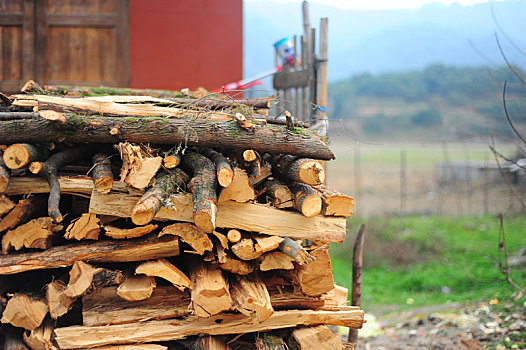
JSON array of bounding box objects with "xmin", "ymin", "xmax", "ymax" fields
[
  {"xmin": 117, "ymin": 142, "xmax": 163, "ymax": 190},
  {"xmin": 259, "ymin": 252, "xmax": 295, "ymax": 271},
  {"xmin": 263, "ymin": 178, "xmax": 293, "ymax": 208},
  {"xmin": 0, "ymin": 194, "xmax": 15, "ymax": 216},
  {"xmin": 182, "ymin": 151, "xmax": 217, "ymax": 233},
  {"xmin": 163, "ymin": 154, "xmax": 181, "ymax": 169},
  {"xmin": 230, "ymin": 274, "xmax": 273, "ymax": 322},
  {"xmin": 83, "ymin": 286, "xmax": 190, "ymax": 326},
  {"xmin": 91, "ymin": 153, "xmax": 114, "ymax": 194},
  {"xmin": 21, "ymin": 79, "xmax": 42, "ymax": 93},
  {"xmin": 227, "ymin": 229, "xmax": 241, "ymax": 243},
  {"xmin": 290, "ymin": 183, "xmax": 322, "ymax": 218},
  {"xmin": 29, "ymin": 146, "xmax": 86, "ymax": 222},
  {"xmin": 0, "ymin": 151, "xmax": 10, "ymax": 192},
  {"xmin": 65, "ymin": 213, "xmax": 101, "ymax": 240},
  {"xmin": 46, "ymin": 280, "xmax": 74, "ymax": 319},
  {"xmin": 78, "ymin": 284, "xmax": 348, "ymax": 327},
  {"xmin": 19, "ymin": 94, "xmax": 233, "ymax": 121},
  {"xmin": 2, "ymin": 217, "xmax": 62, "ymax": 254},
  {"xmin": 232, "ymin": 238, "xmax": 262, "ymax": 261},
  {"xmin": 135, "ymin": 259, "xmax": 192, "ymax": 291},
  {"xmin": 131, "ymin": 169, "xmax": 189, "ymax": 225},
  {"xmin": 3, "ymin": 325, "xmax": 29, "ymax": 350},
  {"xmin": 43, "ymin": 84, "xmax": 272, "ymax": 109},
  {"xmin": 322, "ymin": 285, "xmax": 349, "ymax": 308},
  {"xmin": 2, "ymin": 143, "xmax": 45, "ymax": 170},
  {"xmin": 1, "ymin": 294, "xmax": 48, "ymax": 330},
  {"xmin": 53, "ymin": 308, "xmax": 365, "ymax": 349},
  {"xmin": 0, "ymin": 197, "xmax": 43, "ymax": 233},
  {"xmin": 295, "ymin": 247, "xmax": 335, "ymax": 296},
  {"xmin": 218, "ymin": 166, "xmax": 255, "ymax": 203},
  {"xmin": 6, "ymin": 176, "xmax": 129, "ymax": 196},
  {"xmin": 39, "ymin": 110, "xmax": 66, "ymax": 124},
  {"xmin": 219, "ymin": 254, "xmax": 254, "ymax": 275},
  {"xmin": 212, "ymin": 230, "xmax": 229, "ymax": 249},
  {"xmin": 81, "ymin": 345, "xmax": 167, "ymax": 350},
  {"xmin": 189, "ymin": 261, "xmax": 232, "ymax": 317},
  {"xmin": 117, "ymin": 274, "xmax": 156, "ymax": 301},
  {"xmin": 313, "ymin": 185, "xmax": 355, "ymax": 217},
  {"xmin": 0, "ymin": 114, "xmax": 335, "ymax": 160},
  {"xmin": 273, "ymin": 155, "xmax": 325, "ymax": 185},
  {"xmin": 89, "ymin": 192, "xmax": 347, "ymax": 243},
  {"xmin": 278, "ymin": 237, "xmax": 315, "ymax": 265},
  {"xmin": 159, "ymin": 223, "xmax": 213, "ymax": 255},
  {"xmin": 0, "ymin": 234, "xmax": 179, "ymax": 275},
  {"xmin": 104, "ymin": 224, "xmax": 157, "ymax": 239},
  {"xmin": 254, "ymin": 235, "xmax": 284, "ymax": 253},
  {"xmin": 23, "ymin": 318, "xmax": 54, "ymax": 350},
  {"xmin": 198, "ymin": 147, "xmax": 233, "ymax": 188},
  {"xmin": 64, "ymin": 261, "xmax": 124, "ymax": 298},
  {"xmin": 215, "ymin": 243, "xmax": 227, "ymax": 264},
  {"xmin": 292, "ymin": 325, "xmax": 344, "ymax": 350}
]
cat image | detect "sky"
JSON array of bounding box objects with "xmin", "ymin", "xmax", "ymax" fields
[{"xmin": 246, "ymin": 0, "xmax": 505, "ymax": 10}]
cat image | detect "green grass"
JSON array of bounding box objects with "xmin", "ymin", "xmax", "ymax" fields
[{"xmin": 331, "ymin": 215, "xmax": 526, "ymax": 310}]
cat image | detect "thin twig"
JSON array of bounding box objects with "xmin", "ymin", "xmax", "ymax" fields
[
  {"xmin": 502, "ymin": 80, "xmax": 526, "ymax": 145},
  {"xmin": 495, "ymin": 34, "xmax": 526, "ymax": 86},
  {"xmin": 490, "ymin": 137, "xmax": 526, "ymax": 209}
]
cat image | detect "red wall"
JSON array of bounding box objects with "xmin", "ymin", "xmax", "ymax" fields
[{"xmin": 129, "ymin": 0, "xmax": 243, "ymax": 91}]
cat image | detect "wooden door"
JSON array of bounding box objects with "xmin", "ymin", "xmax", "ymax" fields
[
  {"xmin": 0, "ymin": 0, "xmax": 35, "ymax": 93},
  {"xmin": 0, "ymin": 0, "xmax": 129, "ymax": 93},
  {"xmin": 37, "ymin": 0, "xmax": 129, "ymax": 88}
]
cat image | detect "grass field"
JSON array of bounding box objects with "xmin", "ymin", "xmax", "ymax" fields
[{"xmin": 330, "ymin": 215, "xmax": 526, "ymax": 311}]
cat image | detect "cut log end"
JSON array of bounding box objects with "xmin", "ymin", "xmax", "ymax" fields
[
  {"xmin": 3, "ymin": 144, "xmax": 31, "ymax": 170},
  {"xmin": 28, "ymin": 162, "xmax": 43, "ymax": 174},
  {"xmin": 193, "ymin": 202, "xmax": 216, "ymax": 233},
  {"xmin": 227, "ymin": 229, "xmax": 241, "ymax": 243},
  {"xmin": 163, "ymin": 155, "xmax": 181, "ymax": 169},
  {"xmin": 299, "ymin": 160, "xmax": 325, "ymax": 185},
  {"xmin": 299, "ymin": 194, "xmax": 322, "ymax": 218},
  {"xmin": 217, "ymin": 168, "xmax": 234, "ymax": 188},
  {"xmin": 242, "ymin": 149, "xmax": 257, "ymax": 162},
  {"xmin": 131, "ymin": 208, "xmax": 155, "ymax": 226},
  {"xmin": 94, "ymin": 176, "xmax": 114, "ymax": 194}
]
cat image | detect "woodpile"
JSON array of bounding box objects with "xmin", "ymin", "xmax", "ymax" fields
[{"xmin": 0, "ymin": 82, "xmax": 361, "ymax": 349}]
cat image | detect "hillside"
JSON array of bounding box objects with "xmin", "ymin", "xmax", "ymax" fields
[
  {"xmin": 245, "ymin": 0, "xmax": 526, "ymax": 82},
  {"xmin": 327, "ymin": 64, "xmax": 526, "ymax": 140}
]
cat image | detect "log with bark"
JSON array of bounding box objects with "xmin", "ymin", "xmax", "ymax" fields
[
  {"xmin": 91, "ymin": 153, "xmax": 114, "ymax": 194},
  {"xmin": 263, "ymin": 178, "xmax": 293, "ymax": 209},
  {"xmin": 0, "ymin": 196, "xmax": 44, "ymax": 233},
  {"xmin": 2, "ymin": 143, "xmax": 46, "ymax": 170},
  {"xmin": 290, "ymin": 182, "xmax": 322, "ymax": 218},
  {"xmin": 0, "ymin": 150, "xmax": 10, "ymax": 192},
  {"xmin": 197, "ymin": 147, "xmax": 233, "ymax": 188},
  {"xmin": 182, "ymin": 151, "xmax": 217, "ymax": 233},
  {"xmin": 272, "ymin": 155, "xmax": 325, "ymax": 185},
  {"xmin": 131, "ymin": 169, "xmax": 189, "ymax": 225},
  {"xmin": 232, "ymin": 238, "xmax": 262, "ymax": 261},
  {"xmin": 0, "ymin": 113, "xmax": 335, "ymax": 160},
  {"xmin": 29, "ymin": 146, "xmax": 87, "ymax": 222},
  {"xmin": 64, "ymin": 261, "xmax": 124, "ymax": 298},
  {"xmin": 0, "ymin": 234, "xmax": 180, "ymax": 275},
  {"xmin": 278, "ymin": 237, "xmax": 315, "ymax": 266}
]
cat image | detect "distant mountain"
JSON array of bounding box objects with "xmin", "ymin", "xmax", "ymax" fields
[{"xmin": 244, "ymin": 0, "xmax": 526, "ymax": 82}]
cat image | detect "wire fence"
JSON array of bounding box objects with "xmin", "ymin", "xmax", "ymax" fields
[{"xmin": 326, "ymin": 139, "xmax": 526, "ymax": 217}]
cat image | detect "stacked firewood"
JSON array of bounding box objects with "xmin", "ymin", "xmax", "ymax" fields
[{"xmin": 0, "ymin": 82, "xmax": 363, "ymax": 350}]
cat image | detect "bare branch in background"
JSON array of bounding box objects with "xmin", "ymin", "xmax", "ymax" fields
[
  {"xmin": 498, "ymin": 214, "xmax": 526, "ymax": 294},
  {"xmin": 502, "ymin": 80, "xmax": 526, "ymax": 145}
]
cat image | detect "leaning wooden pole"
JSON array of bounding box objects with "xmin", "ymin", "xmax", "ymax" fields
[
  {"xmin": 0, "ymin": 114, "xmax": 334, "ymax": 160},
  {"xmin": 348, "ymin": 224, "xmax": 365, "ymax": 345}
]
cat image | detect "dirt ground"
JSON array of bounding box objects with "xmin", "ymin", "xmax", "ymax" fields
[{"xmin": 340, "ymin": 299, "xmax": 526, "ymax": 350}]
